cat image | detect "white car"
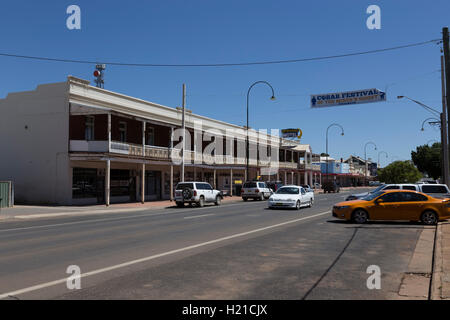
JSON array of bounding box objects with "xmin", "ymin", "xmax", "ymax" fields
[
  {"xmin": 174, "ymin": 182, "xmax": 222, "ymax": 207},
  {"xmin": 241, "ymin": 181, "xmax": 272, "ymax": 201},
  {"xmin": 268, "ymin": 185, "xmax": 314, "ymax": 210}
]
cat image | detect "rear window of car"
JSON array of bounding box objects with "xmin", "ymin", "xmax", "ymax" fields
[
  {"xmin": 402, "ymin": 185, "xmax": 417, "ymax": 191},
  {"xmin": 243, "ymin": 182, "xmax": 257, "ymax": 188},
  {"xmin": 422, "ymin": 185, "xmax": 449, "ymax": 193},
  {"xmin": 176, "ymin": 183, "xmax": 194, "ymax": 190}
]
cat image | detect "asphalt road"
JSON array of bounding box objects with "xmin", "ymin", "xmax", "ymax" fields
[{"xmin": 0, "ymin": 188, "xmax": 427, "ymax": 300}]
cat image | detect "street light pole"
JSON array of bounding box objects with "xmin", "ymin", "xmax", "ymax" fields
[
  {"xmin": 246, "ymin": 81, "xmax": 276, "ymax": 181},
  {"xmin": 325, "ymin": 123, "xmax": 344, "ymax": 182},
  {"xmin": 364, "ymin": 141, "xmax": 377, "ymax": 185},
  {"xmin": 377, "ymin": 151, "xmax": 388, "ymax": 169},
  {"xmin": 398, "ymin": 95, "xmax": 449, "ymax": 186}
]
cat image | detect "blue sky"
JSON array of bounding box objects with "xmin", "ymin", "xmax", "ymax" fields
[{"xmin": 0, "ymin": 0, "xmax": 448, "ymax": 165}]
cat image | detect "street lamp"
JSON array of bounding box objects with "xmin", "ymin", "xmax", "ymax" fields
[
  {"xmin": 364, "ymin": 141, "xmax": 377, "ymax": 185},
  {"xmin": 377, "ymin": 151, "xmax": 388, "ymax": 169},
  {"xmin": 246, "ymin": 81, "xmax": 276, "ymax": 181},
  {"xmin": 398, "ymin": 95, "xmax": 449, "ymax": 185},
  {"xmin": 421, "ymin": 117, "xmax": 441, "ymax": 131},
  {"xmin": 325, "ymin": 123, "xmax": 345, "ymax": 182}
]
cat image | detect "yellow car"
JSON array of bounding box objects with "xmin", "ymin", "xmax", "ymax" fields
[{"xmin": 332, "ymin": 189, "xmax": 450, "ymax": 225}]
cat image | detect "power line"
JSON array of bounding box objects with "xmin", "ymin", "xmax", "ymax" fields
[{"xmin": 0, "ymin": 39, "xmax": 439, "ymax": 68}]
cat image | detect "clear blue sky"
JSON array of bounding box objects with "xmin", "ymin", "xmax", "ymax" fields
[{"xmin": 0, "ymin": 0, "xmax": 448, "ymax": 166}]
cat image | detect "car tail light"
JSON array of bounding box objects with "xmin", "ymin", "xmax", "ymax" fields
[
  {"xmin": 241, "ymin": 189, "xmax": 244, "ymax": 194},
  {"xmin": 193, "ymin": 190, "xmax": 197, "ymax": 197},
  {"xmin": 255, "ymin": 189, "xmax": 260, "ymax": 193}
]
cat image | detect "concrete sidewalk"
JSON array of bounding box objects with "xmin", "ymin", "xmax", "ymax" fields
[{"xmin": 0, "ymin": 196, "xmax": 243, "ymax": 221}]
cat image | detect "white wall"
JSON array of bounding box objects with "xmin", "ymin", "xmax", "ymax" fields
[{"xmin": 0, "ymin": 82, "xmax": 72, "ymax": 204}]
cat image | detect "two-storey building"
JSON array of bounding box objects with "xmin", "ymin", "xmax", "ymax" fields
[{"xmin": 0, "ymin": 76, "xmax": 320, "ymax": 205}]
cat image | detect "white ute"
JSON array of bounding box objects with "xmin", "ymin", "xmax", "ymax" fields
[
  {"xmin": 268, "ymin": 185, "xmax": 314, "ymax": 210},
  {"xmin": 174, "ymin": 182, "xmax": 222, "ymax": 207}
]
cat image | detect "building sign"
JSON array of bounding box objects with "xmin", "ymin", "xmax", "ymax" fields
[
  {"xmin": 310, "ymin": 88, "xmax": 386, "ymax": 108},
  {"xmin": 281, "ymin": 128, "xmax": 302, "ymax": 139}
]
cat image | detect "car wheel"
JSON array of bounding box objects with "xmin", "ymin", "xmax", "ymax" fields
[
  {"xmin": 421, "ymin": 211, "xmax": 438, "ymax": 225},
  {"xmin": 182, "ymin": 188, "xmax": 193, "ymax": 200},
  {"xmin": 295, "ymin": 200, "xmax": 301, "ymax": 210},
  {"xmin": 198, "ymin": 196, "xmax": 205, "ymax": 207},
  {"xmin": 243, "ymin": 198, "xmax": 248, "ymax": 202},
  {"xmin": 352, "ymin": 209, "xmax": 368, "ymax": 224},
  {"xmin": 176, "ymin": 202, "xmax": 184, "ymax": 208},
  {"xmin": 215, "ymin": 196, "xmax": 222, "ymax": 206},
  {"xmin": 309, "ymin": 199, "xmax": 313, "ymax": 208}
]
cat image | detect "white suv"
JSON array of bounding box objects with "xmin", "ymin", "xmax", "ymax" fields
[
  {"xmin": 175, "ymin": 182, "xmax": 222, "ymax": 207},
  {"xmin": 241, "ymin": 181, "xmax": 272, "ymax": 201}
]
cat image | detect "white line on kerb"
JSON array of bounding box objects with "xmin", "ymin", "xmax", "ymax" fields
[{"xmin": 0, "ymin": 211, "xmax": 329, "ymax": 299}]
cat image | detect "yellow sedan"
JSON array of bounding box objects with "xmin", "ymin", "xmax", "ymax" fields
[{"xmin": 332, "ymin": 190, "xmax": 450, "ymax": 225}]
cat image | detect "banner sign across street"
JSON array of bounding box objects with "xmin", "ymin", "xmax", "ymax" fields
[{"xmin": 310, "ymin": 88, "xmax": 386, "ymax": 108}]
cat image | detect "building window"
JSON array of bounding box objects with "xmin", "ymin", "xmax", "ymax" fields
[
  {"xmin": 85, "ymin": 116, "xmax": 95, "ymax": 141},
  {"xmin": 147, "ymin": 126, "xmax": 155, "ymax": 146},
  {"xmin": 119, "ymin": 121, "xmax": 127, "ymax": 142}
]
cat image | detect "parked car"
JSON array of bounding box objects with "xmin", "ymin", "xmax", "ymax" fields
[
  {"xmin": 241, "ymin": 181, "xmax": 272, "ymax": 201},
  {"xmin": 301, "ymin": 184, "xmax": 314, "ymax": 193},
  {"xmin": 174, "ymin": 182, "xmax": 222, "ymax": 207},
  {"xmin": 313, "ymin": 183, "xmax": 321, "ymax": 189},
  {"xmin": 369, "ymin": 181, "xmax": 382, "ymax": 186},
  {"xmin": 332, "ymin": 189, "xmax": 450, "ymax": 225},
  {"xmin": 266, "ymin": 181, "xmax": 284, "ymax": 193},
  {"xmin": 345, "ymin": 183, "xmax": 418, "ymax": 201},
  {"xmin": 268, "ymin": 185, "xmax": 314, "ymax": 210},
  {"xmin": 323, "ymin": 181, "xmax": 340, "ymax": 193},
  {"xmin": 346, "ymin": 183, "xmax": 450, "ymax": 201},
  {"xmin": 417, "ymin": 184, "xmax": 450, "ymax": 199}
]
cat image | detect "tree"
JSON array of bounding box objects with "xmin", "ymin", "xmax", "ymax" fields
[
  {"xmin": 377, "ymin": 160, "xmax": 422, "ymax": 184},
  {"xmin": 411, "ymin": 143, "xmax": 441, "ymax": 180}
]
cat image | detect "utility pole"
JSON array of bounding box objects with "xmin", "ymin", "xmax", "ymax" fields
[
  {"xmin": 181, "ymin": 84, "xmax": 186, "ymax": 182},
  {"xmin": 443, "ymin": 27, "xmax": 450, "ymax": 187},
  {"xmin": 441, "ymin": 54, "xmax": 449, "ymax": 186}
]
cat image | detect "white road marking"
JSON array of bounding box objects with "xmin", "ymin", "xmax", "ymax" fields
[
  {"xmin": 184, "ymin": 213, "xmax": 215, "ymax": 220},
  {"xmin": 0, "ymin": 210, "xmax": 330, "ymax": 299}
]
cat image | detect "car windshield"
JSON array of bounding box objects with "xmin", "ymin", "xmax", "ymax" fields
[
  {"xmin": 276, "ymin": 187, "xmax": 299, "ymax": 194},
  {"xmin": 362, "ymin": 191, "xmax": 385, "ymax": 201},
  {"xmin": 370, "ymin": 185, "xmax": 386, "ymax": 193}
]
